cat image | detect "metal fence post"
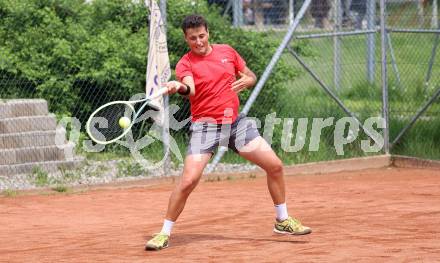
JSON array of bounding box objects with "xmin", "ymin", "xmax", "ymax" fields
[
  {"xmin": 433, "ymin": 0, "xmax": 439, "ymax": 29},
  {"xmin": 289, "ymin": 0, "xmax": 295, "ymax": 25},
  {"xmin": 367, "ymin": 0, "xmax": 376, "ymax": 84},
  {"xmin": 380, "ymin": 0, "xmax": 390, "ymax": 154},
  {"xmin": 417, "ymin": 0, "xmax": 425, "ymax": 27},
  {"xmin": 334, "ymin": 0, "xmax": 342, "ymax": 90},
  {"xmin": 233, "ymin": 0, "xmax": 243, "ymax": 27},
  {"xmin": 160, "ymin": 0, "xmax": 171, "ymax": 175}
]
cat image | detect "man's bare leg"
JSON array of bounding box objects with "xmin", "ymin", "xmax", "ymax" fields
[
  {"xmin": 238, "ymin": 136, "xmax": 312, "ymax": 235},
  {"xmin": 145, "ymin": 153, "xmax": 212, "ymax": 250},
  {"xmin": 165, "ymin": 153, "xmax": 212, "ymax": 221},
  {"xmin": 238, "ymin": 136, "xmax": 285, "ymax": 205}
]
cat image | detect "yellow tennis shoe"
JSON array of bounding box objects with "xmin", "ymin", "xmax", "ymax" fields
[
  {"xmin": 145, "ymin": 233, "xmax": 169, "ymax": 251},
  {"xmin": 273, "ymin": 216, "xmax": 312, "ymax": 235}
]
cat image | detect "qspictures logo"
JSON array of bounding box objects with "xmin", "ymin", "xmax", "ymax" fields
[{"xmin": 56, "ymin": 104, "xmax": 385, "ymax": 170}]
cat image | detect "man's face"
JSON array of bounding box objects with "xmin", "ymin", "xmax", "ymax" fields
[{"xmin": 184, "ymin": 26, "xmax": 210, "ymax": 56}]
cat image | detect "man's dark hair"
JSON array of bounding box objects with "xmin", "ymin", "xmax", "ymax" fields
[{"xmin": 181, "ymin": 15, "xmax": 208, "ymax": 34}]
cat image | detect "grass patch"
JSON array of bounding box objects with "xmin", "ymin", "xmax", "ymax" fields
[
  {"xmin": 88, "ymin": 164, "xmax": 110, "ymax": 178},
  {"xmin": 117, "ymin": 160, "xmax": 147, "ymax": 178},
  {"xmin": 272, "ymin": 31, "xmax": 440, "ymax": 163},
  {"xmin": 58, "ymin": 165, "xmax": 81, "ymax": 181},
  {"xmin": 206, "ymin": 176, "xmax": 222, "ymax": 182},
  {"xmin": 32, "ymin": 166, "xmax": 50, "ymax": 187},
  {"xmin": 2, "ymin": 189, "xmax": 18, "ymax": 197},
  {"xmin": 249, "ymin": 174, "xmax": 257, "ymax": 179},
  {"xmin": 52, "ymin": 185, "xmax": 69, "ymax": 193}
]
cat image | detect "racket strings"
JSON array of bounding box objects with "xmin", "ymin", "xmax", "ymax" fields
[{"xmin": 88, "ymin": 103, "xmax": 134, "ymax": 142}]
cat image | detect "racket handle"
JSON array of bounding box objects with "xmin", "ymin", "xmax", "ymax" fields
[{"xmin": 151, "ymin": 87, "xmax": 169, "ymax": 99}]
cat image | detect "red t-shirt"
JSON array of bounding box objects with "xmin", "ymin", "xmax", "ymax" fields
[{"xmin": 176, "ymin": 44, "xmax": 246, "ymax": 124}]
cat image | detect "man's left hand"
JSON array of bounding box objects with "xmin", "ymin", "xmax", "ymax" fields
[{"xmin": 231, "ymin": 71, "xmax": 254, "ymax": 93}]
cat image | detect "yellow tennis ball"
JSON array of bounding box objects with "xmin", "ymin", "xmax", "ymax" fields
[{"xmin": 118, "ymin": 117, "xmax": 131, "ymax": 129}]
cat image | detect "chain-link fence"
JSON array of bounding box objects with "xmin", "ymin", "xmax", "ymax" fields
[
  {"xmin": 207, "ymin": 0, "xmax": 439, "ymax": 169},
  {"xmin": 0, "ymin": 0, "xmax": 439, "ymax": 188}
]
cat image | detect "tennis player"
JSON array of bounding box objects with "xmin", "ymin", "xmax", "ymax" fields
[{"xmin": 146, "ymin": 14, "xmax": 311, "ymax": 251}]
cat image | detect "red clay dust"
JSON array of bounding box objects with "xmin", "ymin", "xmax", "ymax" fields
[{"xmin": 1, "ymin": 167, "xmax": 439, "ymax": 262}]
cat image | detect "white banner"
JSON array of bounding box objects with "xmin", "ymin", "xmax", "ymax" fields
[{"xmin": 145, "ymin": 0, "xmax": 171, "ymax": 125}]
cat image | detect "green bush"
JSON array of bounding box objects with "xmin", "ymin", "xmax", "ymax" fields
[
  {"xmin": 0, "ymin": 0, "xmax": 150, "ymax": 118},
  {"xmin": 0, "ymin": 0, "xmax": 299, "ymax": 126}
]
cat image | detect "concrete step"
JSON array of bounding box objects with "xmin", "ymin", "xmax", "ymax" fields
[
  {"xmin": 0, "ymin": 142, "xmax": 76, "ymax": 165},
  {"xmin": 0, "ymin": 99, "xmax": 49, "ymax": 119},
  {"xmin": 0, "ymin": 114, "xmax": 57, "ymax": 134},
  {"xmin": 0, "ymin": 128, "xmax": 67, "ymax": 149},
  {"xmin": 0, "ymin": 157, "xmax": 84, "ymax": 176}
]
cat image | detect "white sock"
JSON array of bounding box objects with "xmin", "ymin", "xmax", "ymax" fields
[
  {"xmin": 160, "ymin": 219, "xmax": 175, "ymax": 236},
  {"xmin": 274, "ymin": 203, "xmax": 289, "ymax": 221}
]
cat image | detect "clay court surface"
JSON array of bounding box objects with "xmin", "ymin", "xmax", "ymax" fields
[{"xmin": 1, "ymin": 167, "xmax": 439, "ymax": 262}]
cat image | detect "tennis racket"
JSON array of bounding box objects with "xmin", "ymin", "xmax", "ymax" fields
[{"xmin": 86, "ymin": 87, "xmax": 169, "ymax": 145}]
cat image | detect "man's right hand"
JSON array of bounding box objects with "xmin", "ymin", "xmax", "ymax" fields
[{"xmin": 163, "ymin": 81, "xmax": 185, "ymax": 95}]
